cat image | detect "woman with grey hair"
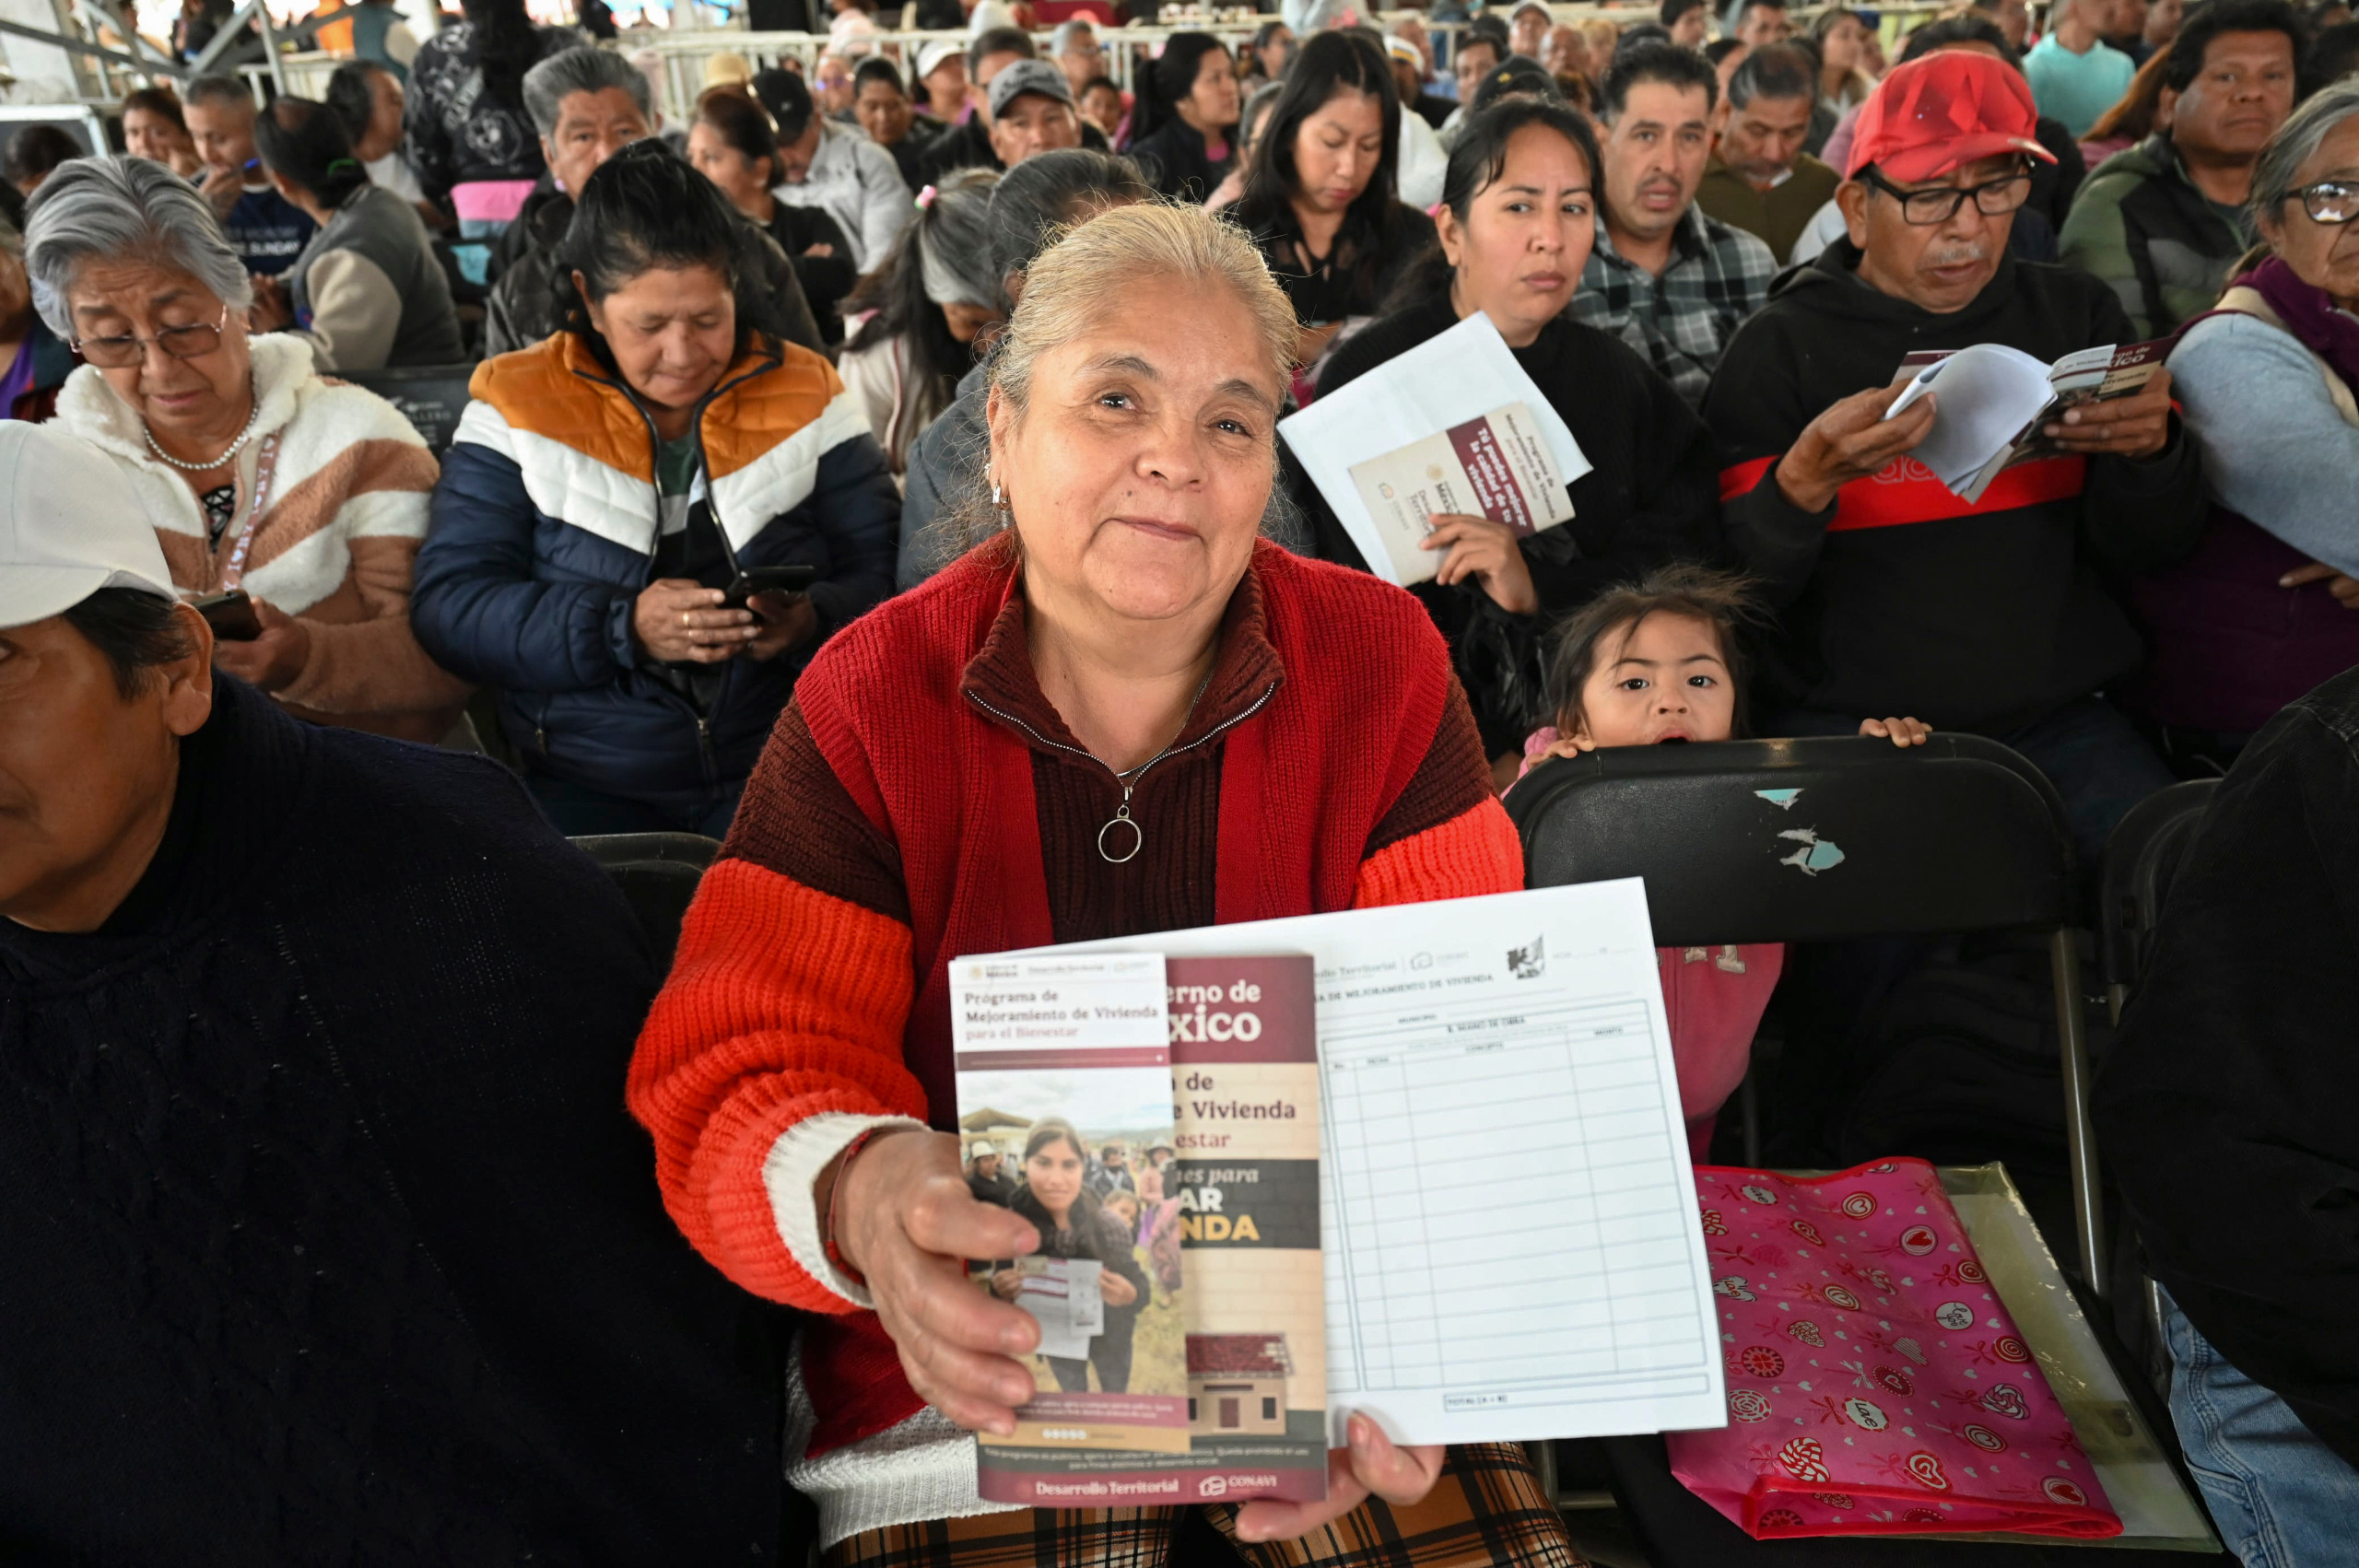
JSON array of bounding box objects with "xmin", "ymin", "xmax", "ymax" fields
[
  {"xmin": 29, "ymin": 155, "xmax": 467, "ymax": 743},
  {"xmin": 2133, "ymin": 79, "xmax": 2359, "ymax": 755},
  {"xmin": 835, "ymin": 167, "xmax": 1001, "ymax": 473}
]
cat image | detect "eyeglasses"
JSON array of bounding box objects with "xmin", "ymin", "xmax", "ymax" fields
[
  {"xmin": 1861, "ymin": 164, "xmax": 2033, "ymax": 226},
  {"xmin": 71, "ymin": 305, "xmax": 229, "ymax": 369},
  {"xmin": 2294, "ymin": 179, "xmax": 2359, "ymax": 225}
]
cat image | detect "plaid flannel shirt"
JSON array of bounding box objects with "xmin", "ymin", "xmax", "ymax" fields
[{"xmin": 1570, "ymin": 205, "xmax": 1778, "ymax": 411}]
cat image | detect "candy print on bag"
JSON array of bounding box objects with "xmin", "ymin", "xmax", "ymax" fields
[{"xmin": 1779, "ymin": 1437, "xmax": 1830, "ymax": 1482}]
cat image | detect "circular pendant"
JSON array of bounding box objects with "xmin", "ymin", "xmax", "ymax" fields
[{"xmin": 1097, "ymin": 813, "xmax": 1143, "ymax": 864}]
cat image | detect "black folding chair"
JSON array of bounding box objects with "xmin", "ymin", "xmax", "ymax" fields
[
  {"xmin": 2095, "ymin": 780, "xmax": 2218, "ymax": 1397},
  {"xmin": 337, "ymin": 363, "xmax": 480, "ymax": 456},
  {"xmin": 569, "ymin": 832, "xmax": 720, "ymax": 968},
  {"xmin": 1506, "ymin": 731, "xmax": 2104, "ymax": 1293},
  {"xmin": 1509, "ymin": 736, "xmax": 2229, "ymax": 1564}
]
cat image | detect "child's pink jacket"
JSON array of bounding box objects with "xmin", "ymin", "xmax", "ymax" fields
[{"xmin": 1516, "ymin": 728, "xmax": 1784, "ymax": 1160}]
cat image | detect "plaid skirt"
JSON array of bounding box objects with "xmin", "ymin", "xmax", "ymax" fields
[{"xmin": 824, "ymin": 1443, "xmax": 1583, "ymax": 1568}]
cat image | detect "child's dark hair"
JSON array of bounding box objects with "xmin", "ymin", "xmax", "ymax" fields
[{"xmin": 1543, "ymin": 564, "xmax": 1766, "ymax": 741}]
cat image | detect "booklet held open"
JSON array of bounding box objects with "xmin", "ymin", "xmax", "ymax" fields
[{"xmin": 1883, "ymin": 339, "xmax": 2167, "ymax": 503}]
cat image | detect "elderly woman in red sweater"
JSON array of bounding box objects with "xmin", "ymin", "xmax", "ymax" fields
[{"xmin": 628, "ymin": 204, "xmax": 1574, "ymax": 1568}]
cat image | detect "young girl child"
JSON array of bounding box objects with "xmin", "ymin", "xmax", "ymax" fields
[{"xmin": 1514, "ymin": 565, "xmax": 1930, "ymax": 1160}]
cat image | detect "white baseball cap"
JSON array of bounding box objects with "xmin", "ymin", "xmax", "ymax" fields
[
  {"xmin": 969, "ymin": 1140, "xmax": 996, "ymax": 1158},
  {"xmin": 916, "ymin": 39, "xmax": 964, "ymax": 80},
  {"xmin": 0, "ymin": 422, "xmax": 177, "ymax": 631}
]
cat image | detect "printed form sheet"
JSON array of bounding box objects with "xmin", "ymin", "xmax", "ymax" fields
[{"xmin": 1020, "ymin": 881, "xmax": 1726, "ymax": 1447}]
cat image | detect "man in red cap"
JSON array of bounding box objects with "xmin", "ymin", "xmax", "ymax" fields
[{"xmin": 1704, "ymin": 48, "xmax": 2205, "ymax": 866}]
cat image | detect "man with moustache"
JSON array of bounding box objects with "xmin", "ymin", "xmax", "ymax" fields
[
  {"xmin": 1706, "ymin": 50, "xmax": 2204, "ymax": 860},
  {"xmin": 1572, "ymin": 41, "xmax": 1777, "ymax": 410},
  {"xmin": 2060, "ymin": 0, "xmax": 2304, "ymax": 337}
]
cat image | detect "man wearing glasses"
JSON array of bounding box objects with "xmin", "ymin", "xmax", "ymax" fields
[{"xmin": 1705, "ymin": 49, "xmax": 2205, "ymax": 867}]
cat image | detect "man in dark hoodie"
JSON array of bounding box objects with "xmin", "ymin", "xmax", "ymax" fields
[{"xmin": 1707, "ymin": 49, "xmax": 2205, "ymax": 862}]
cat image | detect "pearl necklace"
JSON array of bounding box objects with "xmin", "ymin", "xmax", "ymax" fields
[{"xmin": 143, "ymin": 398, "xmax": 263, "ymax": 473}]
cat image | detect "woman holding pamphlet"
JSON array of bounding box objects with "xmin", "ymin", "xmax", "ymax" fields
[
  {"xmin": 1301, "ymin": 99, "xmax": 1723, "ymax": 777},
  {"xmin": 628, "ymin": 202, "xmax": 1581, "ymax": 1564}
]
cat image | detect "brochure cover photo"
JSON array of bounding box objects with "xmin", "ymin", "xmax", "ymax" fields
[{"xmin": 954, "ymin": 952, "xmax": 1327, "ymax": 1506}]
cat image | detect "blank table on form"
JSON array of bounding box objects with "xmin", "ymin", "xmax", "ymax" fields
[
  {"xmin": 1321, "ymin": 991, "xmax": 1715, "ymax": 1416},
  {"xmin": 1030, "ymin": 879, "xmax": 1729, "ymax": 1444}
]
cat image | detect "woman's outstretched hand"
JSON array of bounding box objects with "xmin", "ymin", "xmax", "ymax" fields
[
  {"xmin": 1422, "ymin": 514, "xmax": 1539, "ymax": 614},
  {"xmin": 1231, "ymin": 1414, "xmax": 1445, "ymax": 1544},
  {"xmin": 831, "ymin": 1129, "xmax": 1046, "ymax": 1435}
]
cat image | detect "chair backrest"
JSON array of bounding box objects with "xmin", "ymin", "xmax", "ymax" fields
[
  {"xmin": 569, "ymin": 832, "xmax": 721, "ymax": 968},
  {"xmin": 1504, "ymin": 733, "xmax": 2077, "ymax": 946},
  {"xmin": 337, "ymin": 362, "xmax": 479, "ymax": 456},
  {"xmin": 2097, "ymin": 778, "xmax": 2218, "ymax": 993}
]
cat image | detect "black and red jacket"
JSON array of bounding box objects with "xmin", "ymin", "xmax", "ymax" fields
[{"xmin": 1704, "ymin": 240, "xmax": 2208, "ymax": 732}]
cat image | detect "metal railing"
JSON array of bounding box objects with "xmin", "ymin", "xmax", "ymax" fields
[{"xmin": 3, "ymin": 0, "xmax": 1992, "ymax": 121}]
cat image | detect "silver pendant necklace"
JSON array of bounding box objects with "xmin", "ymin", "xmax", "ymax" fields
[{"xmin": 1095, "ymin": 671, "xmax": 1215, "ymax": 864}]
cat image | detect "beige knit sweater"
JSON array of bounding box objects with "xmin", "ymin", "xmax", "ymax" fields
[{"xmin": 57, "ymin": 334, "xmax": 469, "ymax": 744}]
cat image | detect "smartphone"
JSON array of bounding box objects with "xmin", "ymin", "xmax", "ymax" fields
[
  {"xmin": 721, "ymin": 564, "xmax": 818, "ymax": 608},
  {"xmin": 192, "ymin": 589, "xmax": 263, "ymax": 641}
]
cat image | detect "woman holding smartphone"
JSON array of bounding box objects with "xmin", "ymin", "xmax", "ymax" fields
[{"xmin": 414, "ymin": 144, "xmax": 898, "ymax": 837}]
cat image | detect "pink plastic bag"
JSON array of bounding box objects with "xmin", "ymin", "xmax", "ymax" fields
[{"xmin": 1667, "ymin": 1158, "xmax": 2121, "ymax": 1540}]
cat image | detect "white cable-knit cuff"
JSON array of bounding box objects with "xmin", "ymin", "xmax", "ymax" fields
[{"xmin": 763, "ymin": 1112, "xmax": 929, "ymax": 1310}]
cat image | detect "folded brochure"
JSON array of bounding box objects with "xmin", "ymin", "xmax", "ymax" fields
[
  {"xmin": 1884, "ymin": 339, "xmax": 2166, "ymax": 504},
  {"xmin": 953, "ymin": 952, "xmax": 1327, "ymax": 1506},
  {"xmin": 1345, "ymin": 403, "xmax": 1574, "ymax": 586},
  {"xmin": 1279, "ymin": 311, "xmax": 1591, "ymax": 590}
]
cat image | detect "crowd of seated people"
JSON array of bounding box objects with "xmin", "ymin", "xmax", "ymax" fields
[{"xmin": 8, "ymin": 0, "xmax": 2359, "ymax": 1562}]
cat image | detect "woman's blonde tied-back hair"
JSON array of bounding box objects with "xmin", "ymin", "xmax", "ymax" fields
[
  {"xmin": 990, "ymin": 200, "xmax": 1297, "ymax": 425},
  {"xmin": 920, "ymin": 201, "xmax": 1306, "ymax": 572}
]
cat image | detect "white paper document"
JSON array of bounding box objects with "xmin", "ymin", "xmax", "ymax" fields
[
  {"xmin": 1012, "ymin": 882, "xmax": 1728, "ymax": 1447},
  {"xmin": 1279, "ymin": 312, "xmax": 1594, "ymax": 590},
  {"xmin": 1013, "ymin": 1258, "xmax": 1106, "ymax": 1361}
]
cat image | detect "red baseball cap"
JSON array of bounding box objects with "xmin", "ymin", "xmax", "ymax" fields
[{"xmin": 1844, "ymin": 51, "xmax": 2057, "ymax": 184}]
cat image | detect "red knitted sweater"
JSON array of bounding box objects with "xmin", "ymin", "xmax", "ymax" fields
[{"xmin": 628, "ymin": 537, "xmax": 1523, "ymax": 1457}]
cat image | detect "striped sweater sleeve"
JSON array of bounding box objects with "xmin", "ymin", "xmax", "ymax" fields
[
  {"xmin": 627, "ymin": 700, "xmax": 926, "ymax": 1314},
  {"xmin": 1355, "ymin": 672, "xmax": 1525, "ymax": 907}
]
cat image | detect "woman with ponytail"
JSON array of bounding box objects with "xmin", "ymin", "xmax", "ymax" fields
[
  {"xmin": 402, "ymin": 0, "xmax": 576, "ymax": 235},
  {"xmin": 1124, "ymin": 31, "xmax": 1242, "ymax": 202},
  {"xmin": 249, "ymin": 97, "xmax": 462, "ymax": 370},
  {"xmin": 836, "ymin": 169, "xmax": 1003, "ymax": 472}
]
